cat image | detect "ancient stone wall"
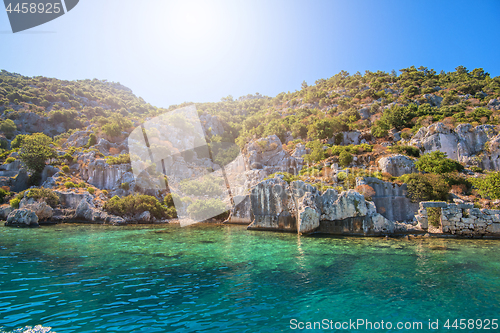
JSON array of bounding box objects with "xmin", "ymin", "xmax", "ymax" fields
[{"xmin": 415, "ymin": 201, "xmax": 500, "ymax": 237}]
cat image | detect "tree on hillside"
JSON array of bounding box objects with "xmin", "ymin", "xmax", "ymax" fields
[
  {"xmin": 19, "ymin": 133, "xmax": 57, "ymax": 174},
  {"xmin": 415, "ymin": 151, "xmax": 464, "ymax": 174}
]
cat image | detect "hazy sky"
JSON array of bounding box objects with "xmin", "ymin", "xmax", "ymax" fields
[{"xmin": 1, "ymin": 0, "xmax": 499, "ymax": 108}]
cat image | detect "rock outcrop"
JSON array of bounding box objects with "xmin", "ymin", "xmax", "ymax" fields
[
  {"xmin": 360, "ymin": 177, "xmax": 419, "ymax": 222},
  {"xmin": 77, "ymin": 152, "xmax": 130, "ymax": 189},
  {"xmin": 378, "ymin": 154, "xmax": 417, "ymax": 177},
  {"xmin": 19, "ymin": 198, "xmax": 53, "ymax": 221},
  {"xmin": 5, "ymin": 208, "xmax": 39, "ymax": 227},
  {"xmin": 75, "ymin": 194, "xmax": 125, "ymax": 225},
  {"xmin": 226, "ymin": 194, "xmax": 252, "ymax": 224},
  {"xmin": 248, "ymin": 176, "xmax": 394, "ymax": 235},
  {"xmin": 409, "ymin": 122, "xmax": 500, "ymax": 170},
  {"xmin": 248, "ymin": 177, "xmax": 297, "ymax": 232}
]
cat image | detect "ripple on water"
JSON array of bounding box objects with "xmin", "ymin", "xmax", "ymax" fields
[{"xmin": 0, "ymin": 224, "xmax": 499, "ymax": 333}]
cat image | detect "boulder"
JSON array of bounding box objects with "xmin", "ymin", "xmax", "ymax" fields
[
  {"xmin": 75, "ymin": 194, "xmax": 125, "ymax": 225},
  {"xmin": 423, "ymin": 94, "xmax": 443, "ymax": 107},
  {"xmin": 378, "ymin": 154, "xmax": 417, "ymax": 177},
  {"xmin": 10, "ymin": 168, "xmax": 30, "ymax": 193},
  {"xmin": 5, "ymin": 208, "xmax": 39, "ymax": 227},
  {"xmin": 0, "ymin": 205, "xmax": 13, "ymax": 219},
  {"xmin": 20, "ymin": 198, "xmax": 53, "ymax": 221},
  {"xmin": 320, "ymin": 190, "xmax": 371, "ymax": 221}
]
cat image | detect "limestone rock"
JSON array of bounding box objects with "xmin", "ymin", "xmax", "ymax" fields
[
  {"xmin": 409, "ymin": 122, "xmax": 500, "ymax": 170},
  {"xmin": 200, "ymin": 114, "xmax": 224, "ymax": 136},
  {"xmin": 227, "ymin": 194, "xmax": 252, "ymax": 224},
  {"xmin": 291, "ymin": 181, "xmax": 321, "ymax": 234},
  {"xmin": 378, "ymin": 154, "xmax": 417, "ymax": 177},
  {"xmin": 321, "ymin": 190, "xmax": 369, "ymax": 221},
  {"xmin": 5, "ymin": 209, "xmax": 39, "ymax": 227},
  {"xmin": 365, "ymin": 213, "xmax": 395, "ymax": 234},
  {"xmin": 0, "ymin": 205, "xmax": 14, "ymax": 219},
  {"xmin": 75, "ymin": 194, "xmax": 125, "ymax": 225},
  {"xmin": 423, "ymin": 94, "xmax": 443, "ymax": 107},
  {"xmin": 20, "ymin": 198, "xmax": 53, "ymax": 221},
  {"xmin": 138, "ymin": 211, "xmax": 151, "ymax": 223},
  {"xmin": 248, "ymin": 177, "xmax": 297, "ymax": 231},
  {"xmin": 63, "ymin": 130, "xmax": 92, "ymax": 148}
]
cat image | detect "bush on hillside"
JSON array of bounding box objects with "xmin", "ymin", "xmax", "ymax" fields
[
  {"xmin": 415, "ymin": 151, "xmax": 463, "ymax": 174},
  {"xmin": 104, "ymin": 194, "xmax": 176, "ymax": 219},
  {"xmin": 400, "ymin": 173, "xmax": 450, "ymax": 202}
]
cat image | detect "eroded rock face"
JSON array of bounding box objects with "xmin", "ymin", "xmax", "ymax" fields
[
  {"xmin": 249, "ymin": 176, "xmax": 393, "ymax": 235},
  {"xmin": 200, "ymin": 114, "xmax": 224, "ymax": 136},
  {"xmin": 378, "ymin": 154, "xmax": 417, "ymax": 177},
  {"xmin": 78, "ymin": 155, "xmax": 130, "ymax": 190},
  {"xmin": 227, "ymin": 195, "xmax": 252, "ymax": 224},
  {"xmin": 242, "ymin": 135, "xmax": 303, "ymax": 189},
  {"xmin": 64, "ymin": 130, "xmax": 92, "ymax": 148},
  {"xmin": 75, "ymin": 194, "xmax": 125, "ymax": 225},
  {"xmin": 5, "ymin": 208, "xmax": 39, "ymax": 227},
  {"xmin": 248, "ymin": 177, "xmax": 297, "ymax": 232},
  {"xmin": 360, "ymin": 177, "xmax": 419, "ymax": 222},
  {"xmin": 0, "ymin": 205, "xmax": 13, "ymax": 219},
  {"xmin": 409, "ymin": 122, "xmax": 500, "ymax": 170},
  {"xmin": 19, "ymin": 198, "xmax": 53, "ymax": 221}
]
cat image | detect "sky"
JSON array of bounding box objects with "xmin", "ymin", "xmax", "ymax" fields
[{"xmin": 1, "ymin": 0, "xmax": 499, "ymax": 108}]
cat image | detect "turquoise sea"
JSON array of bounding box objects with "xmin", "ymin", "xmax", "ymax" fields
[{"xmin": 0, "ymin": 224, "xmax": 499, "ymax": 333}]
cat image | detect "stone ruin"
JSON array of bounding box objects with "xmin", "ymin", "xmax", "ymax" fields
[{"xmin": 415, "ymin": 201, "xmax": 500, "ymax": 237}]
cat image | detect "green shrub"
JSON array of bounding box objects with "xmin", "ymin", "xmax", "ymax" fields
[
  {"xmin": 105, "ymin": 153, "xmax": 130, "ymax": 165},
  {"xmin": 388, "ymin": 145, "xmax": 420, "ymax": 157},
  {"xmin": 121, "ymin": 182, "xmax": 130, "ymax": 190},
  {"xmin": 19, "ymin": 133, "xmax": 57, "ymax": 174},
  {"xmin": 186, "ymin": 198, "xmax": 228, "ymax": 220},
  {"xmin": 78, "ymin": 182, "xmax": 86, "ymax": 188},
  {"xmin": 87, "ymin": 187, "xmax": 95, "ymax": 194},
  {"xmin": 102, "ymin": 190, "xmax": 108, "ymax": 195},
  {"xmin": 469, "ymin": 166, "xmax": 483, "ymax": 173},
  {"xmin": 0, "ymin": 188, "xmax": 9, "ymax": 203},
  {"xmin": 470, "ymin": 172, "xmax": 500, "ymax": 199},
  {"xmin": 87, "ymin": 133, "xmax": 97, "ymax": 147},
  {"xmin": 179, "ymin": 174, "xmax": 223, "ymax": 196},
  {"xmin": 104, "ymin": 194, "xmax": 175, "ymax": 219},
  {"xmin": 10, "ymin": 197, "xmax": 20, "ymax": 208},
  {"xmin": 427, "ymin": 207, "xmax": 442, "ymax": 228},
  {"xmin": 337, "ymin": 172, "xmax": 347, "ymax": 181},
  {"xmin": 339, "ymin": 151, "xmax": 353, "ymax": 167},
  {"xmin": 24, "ymin": 188, "xmax": 59, "ymax": 207},
  {"xmin": 400, "ymin": 173, "xmax": 450, "ymax": 202},
  {"xmin": 265, "ymin": 172, "xmax": 300, "ymax": 184},
  {"xmin": 5, "ymin": 157, "xmax": 16, "ymax": 164},
  {"xmin": 415, "ymin": 151, "xmax": 464, "ymax": 174},
  {"xmin": 64, "ymin": 181, "xmax": 76, "ymax": 188},
  {"xmin": 62, "ymin": 165, "xmax": 70, "ymax": 173}
]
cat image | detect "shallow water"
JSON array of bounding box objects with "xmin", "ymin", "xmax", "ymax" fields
[{"xmin": 0, "ymin": 224, "xmax": 499, "ymax": 332}]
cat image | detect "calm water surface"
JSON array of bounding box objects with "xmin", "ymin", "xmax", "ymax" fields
[{"xmin": 0, "ymin": 224, "xmax": 499, "ymax": 332}]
